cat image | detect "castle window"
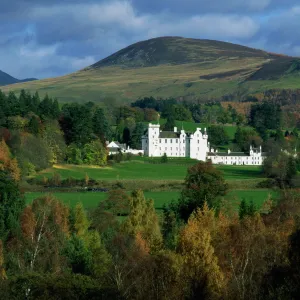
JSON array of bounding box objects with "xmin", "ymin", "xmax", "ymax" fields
[
  {"xmin": 171, "ymin": 139, "xmax": 172, "ymax": 143},
  {"xmin": 165, "ymin": 139, "xmax": 167, "ymax": 143},
  {"xmin": 165, "ymin": 147, "xmax": 167, "ymax": 151},
  {"xmin": 198, "ymin": 140, "xmax": 199, "ymax": 144},
  {"xmin": 176, "ymin": 139, "xmax": 178, "ymax": 143},
  {"xmin": 159, "ymin": 139, "xmax": 161, "ymax": 143}
]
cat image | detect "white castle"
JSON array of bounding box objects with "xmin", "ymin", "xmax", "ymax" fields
[{"xmin": 142, "ymin": 123, "xmax": 267, "ymax": 165}]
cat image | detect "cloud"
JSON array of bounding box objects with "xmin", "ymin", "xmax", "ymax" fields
[{"xmin": 0, "ymin": 0, "xmax": 300, "ymax": 79}]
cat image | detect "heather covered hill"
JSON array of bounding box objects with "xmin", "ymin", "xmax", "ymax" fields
[
  {"xmin": 89, "ymin": 36, "xmax": 273, "ymax": 69},
  {"xmin": 2, "ymin": 36, "xmax": 300, "ymax": 104}
]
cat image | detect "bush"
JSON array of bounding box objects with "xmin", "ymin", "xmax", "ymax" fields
[
  {"xmin": 256, "ymin": 179, "xmax": 277, "ymax": 188},
  {"xmin": 161, "ymin": 153, "xmax": 168, "ymax": 163}
]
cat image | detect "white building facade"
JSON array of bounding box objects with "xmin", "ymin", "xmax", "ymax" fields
[
  {"xmin": 107, "ymin": 141, "xmax": 144, "ymax": 155},
  {"xmin": 207, "ymin": 145, "xmax": 267, "ymax": 166},
  {"xmin": 142, "ymin": 123, "xmax": 208, "ymax": 161},
  {"xmin": 142, "ymin": 123, "xmax": 267, "ymax": 165}
]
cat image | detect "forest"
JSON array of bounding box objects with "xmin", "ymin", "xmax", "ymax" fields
[{"xmin": 1, "ymin": 90, "xmax": 300, "ymax": 299}]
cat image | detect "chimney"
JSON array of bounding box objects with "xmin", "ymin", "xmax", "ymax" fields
[
  {"xmin": 174, "ymin": 127, "xmax": 177, "ymax": 133},
  {"xmin": 228, "ymin": 149, "xmax": 231, "ymax": 154}
]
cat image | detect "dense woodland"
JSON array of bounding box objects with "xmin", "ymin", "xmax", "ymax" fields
[
  {"xmin": 1, "ymin": 90, "xmax": 300, "ymax": 298},
  {"xmin": 1, "ymin": 159, "xmax": 300, "ymax": 299}
]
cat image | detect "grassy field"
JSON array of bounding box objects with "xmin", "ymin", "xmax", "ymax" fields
[
  {"xmin": 25, "ymin": 189, "xmax": 279, "ymax": 210},
  {"xmin": 36, "ymin": 161, "xmax": 264, "ymax": 182}
]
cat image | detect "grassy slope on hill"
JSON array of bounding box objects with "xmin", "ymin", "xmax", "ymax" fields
[{"xmin": 2, "ymin": 37, "xmax": 299, "ymax": 104}]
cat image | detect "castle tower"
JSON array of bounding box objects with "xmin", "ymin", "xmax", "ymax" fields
[
  {"xmin": 147, "ymin": 123, "xmax": 160, "ymax": 157},
  {"xmin": 189, "ymin": 128, "xmax": 208, "ymax": 161}
]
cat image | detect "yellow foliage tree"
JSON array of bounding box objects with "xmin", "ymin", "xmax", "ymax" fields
[
  {"xmin": 0, "ymin": 240, "xmax": 7, "ymax": 280},
  {"xmin": 123, "ymin": 190, "xmax": 162, "ymax": 251},
  {"xmin": 0, "ymin": 139, "xmax": 21, "ymax": 181},
  {"xmin": 179, "ymin": 206, "xmax": 225, "ymax": 298}
]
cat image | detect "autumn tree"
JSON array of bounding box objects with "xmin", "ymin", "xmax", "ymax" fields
[
  {"xmin": 0, "ymin": 139, "xmax": 21, "ymax": 181},
  {"xmin": 123, "ymin": 190, "xmax": 162, "ymax": 251},
  {"xmin": 0, "ymin": 240, "xmax": 6, "ymax": 279},
  {"xmin": 178, "ymin": 205, "xmax": 225, "ymax": 298},
  {"xmin": 92, "ymin": 189, "xmax": 130, "ymax": 238},
  {"xmin": 20, "ymin": 195, "xmax": 69, "ymax": 273}
]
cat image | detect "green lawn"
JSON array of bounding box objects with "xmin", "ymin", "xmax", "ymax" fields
[
  {"xmin": 217, "ymin": 165, "xmax": 263, "ymax": 180},
  {"xmin": 36, "ymin": 161, "xmax": 263, "ymax": 182},
  {"xmin": 25, "ymin": 191, "xmax": 180, "ymax": 209},
  {"xmin": 25, "ymin": 189, "xmax": 278, "ymax": 210},
  {"xmin": 38, "ymin": 161, "xmax": 190, "ymax": 181}
]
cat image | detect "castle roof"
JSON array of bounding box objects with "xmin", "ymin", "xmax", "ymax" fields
[
  {"xmin": 159, "ymin": 131, "xmax": 181, "ymax": 138},
  {"xmin": 207, "ymin": 152, "xmax": 249, "ymax": 157}
]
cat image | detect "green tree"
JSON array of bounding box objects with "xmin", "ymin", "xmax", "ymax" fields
[
  {"xmin": 68, "ymin": 203, "xmax": 111, "ymax": 277},
  {"xmin": 28, "ymin": 116, "xmax": 40, "ymax": 135},
  {"xmin": 82, "ymin": 140, "xmax": 107, "ymax": 166},
  {"xmin": 235, "ymin": 127, "xmax": 262, "ymax": 151},
  {"xmin": 0, "ymin": 170, "xmax": 25, "ymax": 241},
  {"xmin": 173, "ymin": 104, "xmax": 193, "ymax": 121},
  {"xmin": 177, "ymin": 161, "xmax": 228, "ymax": 221},
  {"xmin": 263, "ymin": 152, "xmax": 298, "ymax": 188},
  {"xmin": 130, "ymin": 123, "xmax": 146, "ymax": 149},
  {"xmin": 208, "ymin": 125, "xmax": 230, "ymax": 147},
  {"xmin": 164, "ymin": 115, "xmax": 176, "ymax": 131},
  {"xmin": 239, "ymin": 199, "xmax": 257, "ymax": 219},
  {"xmin": 60, "ymin": 103, "xmax": 93, "ymax": 146},
  {"xmin": 92, "ymin": 107, "xmax": 112, "ymax": 143}
]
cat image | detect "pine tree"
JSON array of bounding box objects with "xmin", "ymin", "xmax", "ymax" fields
[
  {"xmin": 28, "ymin": 116, "xmax": 40, "ymax": 135},
  {"xmin": 239, "ymin": 199, "xmax": 248, "ymax": 220},
  {"xmin": 248, "ymin": 200, "xmax": 257, "ymax": 217}
]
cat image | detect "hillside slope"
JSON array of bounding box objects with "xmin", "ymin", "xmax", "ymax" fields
[
  {"xmin": 1, "ymin": 36, "xmax": 299, "ymax": 104},
  {"xmin": 0, "ymin": 69, "xmax": 37, "ymax": 86}
]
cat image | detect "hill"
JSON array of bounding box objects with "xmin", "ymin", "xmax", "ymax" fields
[
  {"xmin": 1, "ymin": 36, "xmax": 300, "ymax": 104},
  {"xmin": 0, "ymin": 69, "xmax": 37, "ymax": 86}
]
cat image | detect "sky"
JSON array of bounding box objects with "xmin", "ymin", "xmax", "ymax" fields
[{"xmin": 1, "ymin": 0, "xmax": 300, "ymax": 79}]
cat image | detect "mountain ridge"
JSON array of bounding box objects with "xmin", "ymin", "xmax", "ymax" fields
[
  {"xmin": 88, "ymin": 36, "xmax": 278, "ymax": 69},
  {"xmin": 0, "ymin": 69, "xmax": 37, "ymax": 86},
  {"xmin": 1, "ymin": 36, "xmax": 300, "ymax": 104}
]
